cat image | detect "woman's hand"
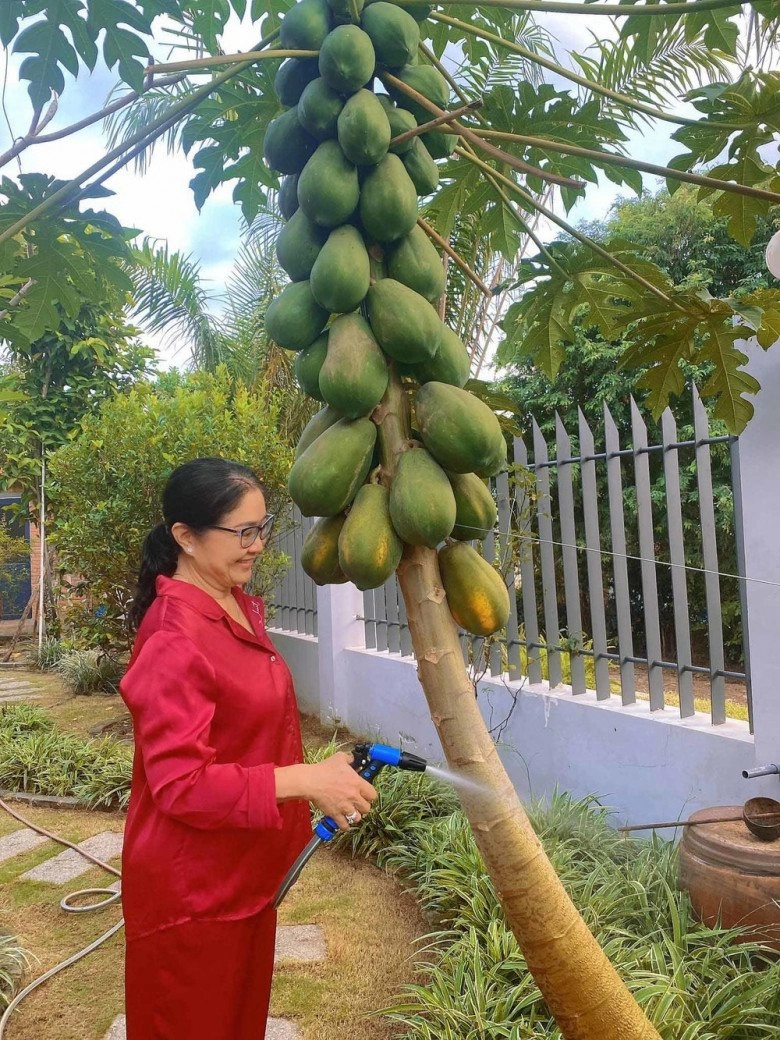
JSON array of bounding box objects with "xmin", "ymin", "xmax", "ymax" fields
[{"xmin": 274, "ymin": 752, "xmax": 378, "ymax": 830}]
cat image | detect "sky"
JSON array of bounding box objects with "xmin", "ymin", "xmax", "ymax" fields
[{"xmin": 0, "ymin": 5, "xmax": 709, "ymax": 369}]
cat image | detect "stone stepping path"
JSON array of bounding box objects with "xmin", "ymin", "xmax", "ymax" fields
[
  {"xmin": 0, "ymin": 826, "xmax": 49, "ymax": 863},
  {"xmin": 102, "ymin": 1012, "xmax": 302, "ymax": 1039},
  {"xmin": 21, "ymin": 831, "xmax": 123, "ymax": 883},
  {"xmin": 0, "ymin": 674, "xmax": 43, "ymax": 702}
]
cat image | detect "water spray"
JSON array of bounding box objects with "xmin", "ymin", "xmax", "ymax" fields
[{"xmin": 273, "ymin": 742, "xmax": 427, "ymax": 907}]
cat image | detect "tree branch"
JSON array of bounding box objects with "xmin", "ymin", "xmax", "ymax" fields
[
  {"xmin": 417, "ymin": 217, "xmax": 492, "ymax": 296},
  {"xmin": 0, "ymin": 278, "xmax": 35, "ymax": 322},
  {"xmin": 144, "ymin": 48, "xmax": 318, "ymax": 75},
  {"xmin": 397, "ymin": 0, "xmax": 751, "ymax": 15},
  {"xmin": 390, "ymin": 99, "xmax": 483, "ymax": 148}
]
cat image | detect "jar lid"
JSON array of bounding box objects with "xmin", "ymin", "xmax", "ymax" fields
[{"xmin": 681, "ymin": 806, "xmax": 780, "ymax": 874}]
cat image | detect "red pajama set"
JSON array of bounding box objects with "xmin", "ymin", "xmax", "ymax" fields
[{"xmin": 119, "ymin": 575, "xmax": 312, "ymax": 1040}]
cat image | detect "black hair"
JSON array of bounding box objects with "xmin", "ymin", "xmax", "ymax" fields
[{"xmin": 128, "ymin": 458, "xmax": 264, "ymax": 631}]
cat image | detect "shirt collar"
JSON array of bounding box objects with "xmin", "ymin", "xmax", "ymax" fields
[{"xmin": 155, "ymin": 574, "xmax": 230, "ymax": 620}]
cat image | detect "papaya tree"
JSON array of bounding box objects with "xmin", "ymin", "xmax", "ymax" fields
[{"xmin": 3, "ymin": 1, "xmax": 780, "ymax": 1037}]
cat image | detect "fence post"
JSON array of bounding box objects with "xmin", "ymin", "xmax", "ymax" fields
[
  {"xmin": 732, "ymin": 336, "xmax": 780, "ymax": 785},
  {"xmin": 316, "ymin": 581, "xmax": 365, "ymax": 728}
]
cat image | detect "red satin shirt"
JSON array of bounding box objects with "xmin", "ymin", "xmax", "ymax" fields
[{"xmin": 119, "ymin": 575, "xmax": 312, "ymax": 942}]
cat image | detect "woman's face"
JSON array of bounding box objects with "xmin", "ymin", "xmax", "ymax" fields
[{"xmin": 173, "ymin": 486, "xmax": 270, "ymax": 593}]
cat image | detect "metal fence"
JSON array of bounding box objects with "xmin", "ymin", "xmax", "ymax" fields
[
  {"xmin": 272, "ymin": 386, "xmax": 752, "ymax": 728},
  {"xmin": 272, "ymin": 512, "xmax": 319, "ymax": 638}
]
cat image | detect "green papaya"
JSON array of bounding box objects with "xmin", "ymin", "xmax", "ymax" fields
[
  {"xmin": 389, "ymin": 447, "xmax": 456, "ymax": 548},
  {"xmin": 263, "ymin": 107, "xmax": 317, "ymax": 175},
  {"xmin": 319, "ymin": 312, "xmax": 388, "ymax": 418},
  {"xmin": 415, "ymin": 381, "xmax": 506, "ymax": 476},
  {"xmin": 401, "ymin": 137, "xmax": 439, "ymax": 195},
  {"xmin": 376, "ymin": 96, "xmax": 417, "ymax": 153},
  {"xmin": 298, "ymin": 140, "xmax": 360, "ymax": 227},
  {"xmin": 421, "ymin": 129, "xmax": 458, "ymax": 159},
  {"xmin": 413, "ymin": 325, "xmax": 471, "ymax": 387},
  {"xmin": 274, "ymin": 58, "xmax": 320, "ymax": 106},
  {"xmin": 337, "ymin": 89, "xmax": 391, "ymax": 166},
  {"xmin": 279, "ymin": 175, "xmax": 299, "ymax": 219},
  {"xmin": 310, "ymin": 226, "xmax": 371, "ymax": 313},
  {"xmin": 388, "ymin": 64, "xmax": 448, "ymax": 123},
  {"xmin": 448, "ymin": 472, "xmax": 497, "ymax": 541},
  {"xmin": 359, "ymin": 153, "xmax": 418, "ymax": 242},
  {"xmin": 386, "ymin": 224, "xmax": 444, "ymax": 302},
  {"xmin": 276, "ymin": 208, "xmax": 327, "ymax": 282},
  {"xmin": 280, "ymin": 0, "xmax": 332, "ymax": 50},
  {"xmin": 367, "ymin": 279, "xmax": 441, "ymax": 363},
  {"xmin": 326, "ymin": 0, "xmax": 365, "ymax": 20},
  {"xmin": 438, "ymin": 541, "xmax": 510, "ymax": 637},
  {"xmin": 295, "ymin": 404, "xmax": 343, "ymax": 457},
  {"xmin": 288, "ymin": 417, "xmax": 377, "ymax": 516},
  {"xmin": 318, "ymin": 25, "xmax": 376, "ymax": 94},
  {"xmin": 294, "ymin": 332, "xmax": 329, "ymax": 400},
  {"xmin": 338, "ymin": 483, "xmax": 402, "ymax": 589},
  {"xmin": 264, "ymin": 280, "xmax": 328, "ymax": 351},
  {"xmin": 297, "ymin": 77, "xmax": 345, "ymax": 141},
  {"xmin": 360, "ymin": 2, "xmax": 419, "ymax": 68},
  {"xmin": 302, "ymin": 514, "xmax": 349, "ymax": 585}
]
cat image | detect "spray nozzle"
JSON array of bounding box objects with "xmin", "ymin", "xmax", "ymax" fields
[{"xmin": 353, "ymin": 742, "xmax": 428, "ymax": 773}]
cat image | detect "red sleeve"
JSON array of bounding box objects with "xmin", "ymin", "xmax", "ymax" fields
[{"xmin": 120, "ymin": 631, "xmax": 283, "ymax": 831}]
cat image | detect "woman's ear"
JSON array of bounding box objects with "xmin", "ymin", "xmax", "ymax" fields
[{"xmin": 170, "ymin": 522, "xmax": 194, "ymax": 555}]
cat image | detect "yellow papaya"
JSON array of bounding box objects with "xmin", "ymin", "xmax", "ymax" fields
[
  {"xmin": 438, "ymin": 541, "xmax": 510, "ymax": 637},
  {"xmin": 302, "ymin": 514, "xmax": 350, "ymax": 585},
  {"xmin": 288, "ymin": 417, "xmax": 377, "ymax": 516},
  {"xmin": 415, "ymin": 381, "xmax": 506, "ymax": 476},
  {"xmin": 338, "ymin": 483, "xmax": 402, "ymax": 590},
  {"xmin": 448, "ymin": 472, "xmax": 497, "ymax": 541},
  {"xmin": 389, "ymin": 446, "xmax": 456, "ymax": 548}
]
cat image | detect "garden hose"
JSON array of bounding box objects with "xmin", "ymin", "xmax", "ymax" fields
[{"xmin": 0, "ymin": 797, "xmax": 124, "ymax": 1040}]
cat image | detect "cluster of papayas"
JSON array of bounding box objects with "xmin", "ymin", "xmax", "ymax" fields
[{"xmin": 265, "ymin": 0, "xmax": 509, "ymax": 635}]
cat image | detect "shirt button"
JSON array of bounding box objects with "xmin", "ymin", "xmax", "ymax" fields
[{"xmin": 270, "ymin": 655, "xmax": 276, "ymax": 662}]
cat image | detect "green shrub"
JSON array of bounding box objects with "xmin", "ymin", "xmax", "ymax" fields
[
  {"xmin": 33, "ymin": 636, "xmax": 70, "ymax": 671},
  {"xmin": 55, "ymin": 648, "xmax": 124, "ymax": 695},
  {"xmin": 0, "ymin": 932, "xmax": 32, "ymax": 1011}
]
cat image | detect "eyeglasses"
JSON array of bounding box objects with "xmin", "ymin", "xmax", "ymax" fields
[{"xmin": 207, "ymin": 514, "xmax": 276, "ymax": 548}]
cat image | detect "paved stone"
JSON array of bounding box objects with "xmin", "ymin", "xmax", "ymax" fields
[
  {"xmin": 275, "ymin": 924, "xmax": 326, "ymax": 963},
  {"xmin": 103, "ymin": 1014, "xmax": 126, "ymax": 1040},
  {"xmin": 21, "ymin": 831, "xmax": 123, "ymax": 883},
  {"xmin": 266, "ymin": 1019, "xmax": 301, "ymax": 1039},
  {"xmin": 0, "ymin": 680, "xmax": 35, "ymax": 692},
  {"xmin": 0, "ymin": 693, "xmax": 44, "ymax": 702},
  {"xmin": 0, "ymin": 827, "xmax": 49, "ymax": 864}
]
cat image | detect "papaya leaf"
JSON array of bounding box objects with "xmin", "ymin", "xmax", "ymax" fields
[{"xmin": 742, "ymin": 289, "xmax": 780, "ymax": 350}]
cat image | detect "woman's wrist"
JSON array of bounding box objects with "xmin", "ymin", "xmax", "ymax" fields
[{"xmin": 274, "ymin": 763, "xmax": 312, "ymax": 803}]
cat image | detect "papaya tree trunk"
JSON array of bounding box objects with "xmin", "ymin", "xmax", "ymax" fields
[{"xmin": 376, "ymin": 368, "xmax": 660, "ymax": 1040}]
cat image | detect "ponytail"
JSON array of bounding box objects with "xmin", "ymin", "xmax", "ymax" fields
[{"xmin": 128, "ymin": 523, "xmax": 180, "ymax": 631}]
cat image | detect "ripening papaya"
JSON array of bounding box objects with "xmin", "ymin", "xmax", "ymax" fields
[
  {"xmin": 438, "ymin": 541, "xmax": 510, "ymax": 637},
  {"xmin": 338, "ymin": 483, "xmax": 403, "ymax": 590},
  {"xmin": 448, "ymin": 472, "xmax": 497, "ymax": 541},
  {"xmin": 386, "ymin": 224, "xmax": 445, "ymax": 302},
  {"xmin": 389, "ymin": 447, "xmax": 456, "ymax": 548},
  {"xmin": 318, "ymin": 25, "xmax": 376, "ymax": 94},
  {"xmin": 295, "ymin": 403, "xmax": 343, "ymax": 457},
  {"xmin": 264, "ymin": 280, "xmax": 328, "ymax": 351},
  {"xmin": 263, "ymin": 107, "xmax": 317, "ymax": 175},
  {"xmin": 276, "ymin": 208, "xmax": 327, "ymax": 282},
  {"xmin": 318, "ymin": 312, "xmax": 388, "ymax": 418},
  {"xmin": 361, "ymin": 2, "xmax": 419, "ymax": 68},
  {"xmin": 401, "ymin": 137, "xmax": 440, "ymax": 195},
  {"xmin": 359, "ymin": 152, "xmax": 418, "ymax": 242},
  {"xmin": 388, "ymin": 63, "xmax": 448, "ymax": 123},
  {"xmin": 412, "ymin": 325, "xmax": 471, "ymax": 387},
  {"xmin": 274, "ymin": 58, "xmax": 320, "ymax": 107},
  {"xmin": 294, "ymin": 332, "xmax": 329, "ymax": 400},
  {"xmin": 377, "ymin": 95, "xmax": 417, "ymax": 154},
  {"xmin": 279, "ymin": 175, "xmax": 299, "ymax": 219},
  {"xmin": 367, "ymin": 279, "xmax": 441, "ymax": 363},
  {"xmin": 337, "ymin": 89, "xmax": 392, "ymax": 166},
  {"xmin": 288, "ymin": 417, "xmax": 377, "ymax": 516},
  {"xmin": 302, "ymin": 514, "xmax": 350, "ymax": 585},
  {"xmin": 280, "ymin": 0, "xmax": 332, "ymax": 50},
  {"xmin": 415, "ymin": 381, "xmax": 506, "ymax": 476},
  {"xmin": 297, "ymin": 140, "xmax": 360, "ymax": 227},
  {"xmin": 310, "ymin": 225, "xmax": 371, "ymax": 313},
  {"xmin": 297, "ymin": 77, "xmax": 345, "ymax": 141}
]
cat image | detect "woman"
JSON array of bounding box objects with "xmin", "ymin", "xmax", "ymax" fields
[{"xmin": 120, "ymin": 457, "xmax": 376, "ymax": 1039}]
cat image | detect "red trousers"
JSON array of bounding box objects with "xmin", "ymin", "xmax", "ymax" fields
[{"xmin": 124, "ymin": 908, "xmax": 277, "ymax": 1039}]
